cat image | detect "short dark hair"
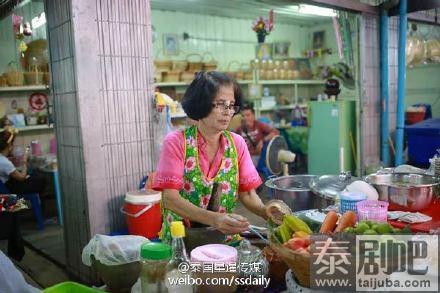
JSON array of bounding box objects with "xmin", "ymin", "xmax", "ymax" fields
[
  {"xmin": 241, "ymin": 102, "xmax": 255, "ymax": 114},
  {"xmin": 181, "ymin": 71, "xmax": 243, "ymax": 120},
  {"xmin": 0, "ymin": 129, "xmax": 15, "ymax": 152}
]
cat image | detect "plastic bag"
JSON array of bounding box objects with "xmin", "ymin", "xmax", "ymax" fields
[
  {"xmin": 0, "ymin": 250, "xmax": 41, "ymax": 293},
  {"xmin": 82, "ymin": 234, "xmax": 149, "ymax": 266}
]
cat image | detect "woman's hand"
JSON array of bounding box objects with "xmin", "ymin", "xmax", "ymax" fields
[{"xmin": 213, "ymin": 213, "xmax": 250, "ymax": 235}]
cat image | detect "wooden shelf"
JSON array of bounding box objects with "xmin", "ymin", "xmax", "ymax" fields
[
  {"xmin": 258, "ymin": 80, "xmax": 326, "ymax": 85},
  {"xmin": 155, "ymin": 82, "xmax": 189, "ymax": 87},
  {"xmin": 17, "ymin": 124, "xmax": 53, "ymax": 132},
  {"xmin": 0, "ymin": 85, "xmax": 49, "ymax": 92}
]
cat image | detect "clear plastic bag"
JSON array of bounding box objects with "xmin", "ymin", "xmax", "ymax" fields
[
  {"xmin": 81, "ymin": 234, "xmax": 149, "ymax": 266},
  {"xmin": 0, "ymin": 250, "xmax": 41, "ymax": 293}
]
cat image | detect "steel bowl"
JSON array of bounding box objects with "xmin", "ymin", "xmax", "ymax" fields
[
  {"xmin": 265, "ymin": 175, "xmax": 318, "ymax": 212},
  {"xmin": 364, "ymin": 173, "xmax": 440, "ymax": 211}
]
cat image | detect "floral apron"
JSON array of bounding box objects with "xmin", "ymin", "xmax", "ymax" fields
[{"xmin": 159, "ymin": 125, "xmax": 239, "ymax": 244}]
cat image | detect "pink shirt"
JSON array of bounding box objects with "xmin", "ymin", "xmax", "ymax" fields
[{"xmin": 152, "ymin": 129, "xmax": 262, "ymax": 192}]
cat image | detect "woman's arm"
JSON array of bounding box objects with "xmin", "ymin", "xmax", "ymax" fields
[
  {"xmin": 162, "ymin": 189, "xmax": 249, "ymax": 234},
  {"xmin": 8, "ymin": 153, "xmax": 28, "ymax": 181},
  {"xmin": 238, "ymin": 189, "xmax": 267, "ymax": 220}
]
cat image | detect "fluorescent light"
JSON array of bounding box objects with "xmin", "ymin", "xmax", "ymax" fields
[
  {"xmin": 298, "ymin": 4, "xmax": 336, "ymax": 17},
  {"xmin": 31, "ymin": 12, "xmax": 46, "ymax": 29}
]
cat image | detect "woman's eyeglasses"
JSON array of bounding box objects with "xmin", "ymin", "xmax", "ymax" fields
[{"xmin": 212, "ymin": 102, "xmax": 240, "ymax": 114}]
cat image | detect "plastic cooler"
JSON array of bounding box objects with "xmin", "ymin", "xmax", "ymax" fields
[
  {"xmin": 120, "ymin": 189, "xmax": 162, "ymax": 239},
  {"xmin": 405, "ymin": 118, "xmax": 440, "ymax": 167}
]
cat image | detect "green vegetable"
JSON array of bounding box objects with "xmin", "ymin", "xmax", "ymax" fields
[
  {"xmin": 356, "ymin": 222, "xmax": 370, "ymax": 234},
  {"xmin": 364, "ymin": 229, "xmax": 378, "ymax": 235},
  {"xmin": 279, "ymin": 223, "xmax": 292, "ymax": 243},
  {"xmin": 375, "ymin": 223, "xmax": 392, "ymax": 234}
]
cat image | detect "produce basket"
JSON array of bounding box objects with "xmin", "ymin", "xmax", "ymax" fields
[
  {"xmin": 186, "ymin": 53, "xmax": 203, "ymax": 71},
  {"xmin": 202, "ymin": 52, "xmax": 218, "ymax": 71},
  {"xmin": 5, "ymin": 62, "xmax": 24, "ymax": 86},
  {"xmin": 43, "ymin": 281, "xmax": 102, "ymax": 292},
  {"xmin": 0, "ymin": 74, "xmax": 7, "ymax": 87},
  {"xmin": 268, "ymin": 222, "xmax": 311, "ymax": 288}
]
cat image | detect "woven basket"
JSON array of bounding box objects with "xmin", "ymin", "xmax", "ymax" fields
[
  {"xmin": 224, "ymin": 61, "xmax": 240, "ymax": 79},
  {"xmin": 5, "ymin": 62, "xmax": 24, "ymax": 86},
  {"xmin": 269, "ymin": 243, "xmax": 311, "ymax": 288},
  {"xmin": 154, "ymin": 71, "xmax": 163, "ymax": 83},
  {"xmin": 163, "ymin": 71, "xmax": 181, "ymax": 82},
  {"xmin": 186, "ymin": 54, "xmax": 203, "ymax": 72},
  {"xmin": 172, "ymin": 60, "xmax": 188, "ymax": 71},
  {"xmin": 24, "ymin": 65, "xmax": 44, "ymax": 85},
  {"xmin": 181, "ymin": 71, "xmax": 196, "ymax": 83},
  {"xmin": 154, "ymin": 60, "xmax": 172, "ymax": 72},
  {"xmin": 43, "ymin": 72, "xmax": 50, "ymax": 85},
  {"xmin": 0, "ymin": 75, "xmax": 7, "ymax": 87},
  {"xmin": 202, "ymin": 52, "xmax": 218, "ymax": 71}
]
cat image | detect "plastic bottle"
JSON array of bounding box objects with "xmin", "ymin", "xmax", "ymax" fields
[
  {"xmin": 140, "ymin": 242, "xmax": 172, "ymax": 293},
  {"xmin": 165, "ymin": 221, "xmax": 193, "ymax": 293}
]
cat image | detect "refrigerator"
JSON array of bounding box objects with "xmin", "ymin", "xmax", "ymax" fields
[{"xmin": 308, "ymin": 100, "xmax": 356, "ymax": 175}]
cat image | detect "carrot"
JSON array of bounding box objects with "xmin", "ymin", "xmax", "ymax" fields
[
  {"xmin": 319, "ymin": 211, "xmax": 338, "ymax": 233},
  {"xmin": 335, "ymin": 211, "xmax": 357, "ymax": 232}
]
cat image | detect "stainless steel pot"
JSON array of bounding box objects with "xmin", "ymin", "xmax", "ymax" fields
[
  {"xmin": 265, "ymin": 175, "xmax": 318, "ymax": 212},
  {"xmin": 310, "ymin": 172, "xmax": 358, "ymax": 209},
  {"xmin": 365, "ymin": 173, "xmax": 440, "ymax": 212}
]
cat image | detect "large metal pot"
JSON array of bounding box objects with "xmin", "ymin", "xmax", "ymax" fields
[
  {"xmin": 265, "ymin": 175, "xmax": 318, "ymax": 212},
  {"xmin": 365, "ymin": 173, "xmax": 440, "ymax": 212},
  {"xmin": 310, "ymin": 172, "xmax": 358, "ymax": 209}
]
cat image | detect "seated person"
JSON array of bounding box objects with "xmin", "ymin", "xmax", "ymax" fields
[
  {"xmin": 235, "ymin": 103, "xmax": 279, "ymax": 166},
  {"xmin": 0, "ymin": 128, "xmax": 45, "ymax": 195}
]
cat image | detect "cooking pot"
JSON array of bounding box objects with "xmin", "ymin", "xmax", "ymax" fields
[
  {"xmin": 310, "ymin": 172, "xmax": 358, "ymax": 209},
  {"xmin": 265, "ymin": 175, "xmax": 318, "ymax": 212},
  {"xmin": 365, "ymin": 173, "xmax": 439, "ymax": 212}
]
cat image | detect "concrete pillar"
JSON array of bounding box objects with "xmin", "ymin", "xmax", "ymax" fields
[{"xmin": 44, "ymin": 0, "xmax": 155, "ymax": 282}]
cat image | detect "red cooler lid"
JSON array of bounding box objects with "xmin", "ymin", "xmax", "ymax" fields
[{"xmin": 125, "ymin": 189, "xmax": 161, "ymax": 204}]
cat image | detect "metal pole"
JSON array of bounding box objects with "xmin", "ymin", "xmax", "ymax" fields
[
  {"xmin": 380, "ymin": 7, "xmax": 390, "ymax": 166},
  {"xmin": 395, "ymin": 0, "xmax": 407, "ymax": 166}
]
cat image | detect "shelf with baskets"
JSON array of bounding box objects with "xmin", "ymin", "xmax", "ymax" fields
[{"xmin": 0, "ymin": 85, "xmax": 49, "ymax": 92}]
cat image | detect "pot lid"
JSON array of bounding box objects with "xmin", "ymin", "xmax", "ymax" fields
[
  {"xmin": 310, "ymin": 172, "xmax": 358, "ymax": 200},
  {"xmin": 265, "ymin": 175, "xmax": 317, "ymax": 192}
]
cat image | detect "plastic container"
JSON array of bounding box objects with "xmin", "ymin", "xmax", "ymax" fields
[
  {"xmin": 121, "ymin": 189, "xmax": 162, "ymax": 239},
  {"xmin": 405, "ymin": 119, "xmax": 440, "ymax": 167},
  {"xmin": 356, "ymin": 200, "xmax": 389, "ymax": 222},
  {"xmin": 406, "ymin": 110, "xmax": 426, "ymax": 125},
  {"xmin": 140, "ymin": 242, "xmax": 171, "ymax": 293},
  {"xmin": 31, "ymin": 140, "xmax": 42, "ymax": 156},
  {"xmin": 191, "ymin": 244, "xmax": 238, "ymax": 293},
  {"xmin": 339, "ymin": 192, "xmax": 367, "ymax": 214},
  {"xmin": 43, "ymin": 281, "xmax": 102, "ymax": 292}
]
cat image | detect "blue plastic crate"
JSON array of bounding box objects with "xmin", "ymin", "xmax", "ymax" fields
[
  {"xmin": 405, "ymin": 119, "xmax": 440, "ymax": 167},
  {"xmin": 340, "ymin": 192, "xmax": 367, "ymax": 214}
]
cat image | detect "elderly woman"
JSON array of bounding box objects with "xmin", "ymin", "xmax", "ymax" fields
[{"xmin": 153, "ymin": 71, "xmax": 268, "ymax": 243}]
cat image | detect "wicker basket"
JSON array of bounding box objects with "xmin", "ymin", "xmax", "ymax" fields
[
  {"xmin": 5, "ymin": 71, "xmax": 24, "ymax": 86},
  {"xmin": 186, "ymin": 53, "xmax": 203, "ymax": 72},
  {"xmin": 24, "ymin": 65, "xmax": 44, "ymax": 85},
  {"xmin": 163, "ymin": 71, "xmax": 181, "ymax": 82},
  {"xmin": 269, "ymin": 242, "xmax": 311, "ymax": 288},
  {"xmin": 154, "ymin": 60, "xmax": 172, "ymax": 72},
  {"xmin": 224, "ymin": 61, "xmax": 240, "ymax": 79},
  {"xmin": 172, "ymin": 60, "xmax": 188, "ymax": 71},
  {"xmin": 181, "ymin": 71, "xmax": 196, "ymax": 83},
  {"xmin": 43, "ymin": 72, "xmax": 50, "ymax": 85},
  {"xmin": 0, "ymin": 75, "xmax": 7, "ymax": 87},
  {"xmin": 154, "ymin": 71, "xmax": 163, "ymax": 83},
  {"xmin": 202, "ymin": 52, "xmax": 218, "ymax": 71}
]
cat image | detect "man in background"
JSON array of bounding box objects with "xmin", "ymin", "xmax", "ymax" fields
[{"xmin": 235, "ymin": 103, "xmax": 279, "ymax": 166}]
